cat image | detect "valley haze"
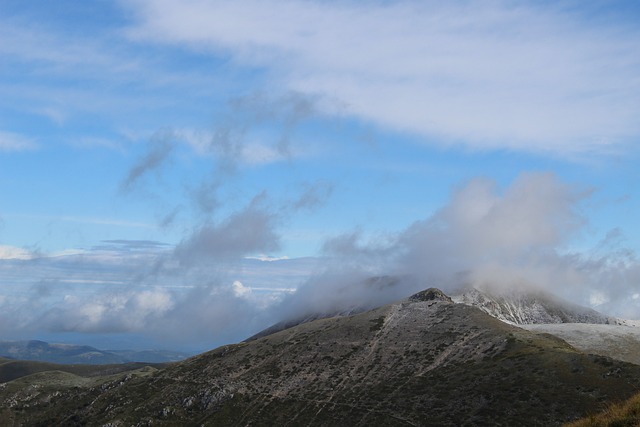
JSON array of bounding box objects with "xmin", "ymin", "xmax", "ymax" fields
[{"xmin": 1, "ymin": 0, "xmax": 640, "ymax": 356}]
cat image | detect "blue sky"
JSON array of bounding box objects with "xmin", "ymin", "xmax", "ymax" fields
[{"xmin": 1, "ymin": 0, "xmax": 640, "ymax": 352}]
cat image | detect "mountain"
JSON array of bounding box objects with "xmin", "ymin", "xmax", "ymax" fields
[
  {"xmin": 0, "ymin": 340, "xmax": 126, "ymax": 365},
  {"xmin": 3, "ymin": 288, "xmax": 640, "ymax": 426},
  {"xmin": 0, "ymin": 340, "xmax": 190, "ymax": 365},
  {"xmin": 254, "ymin": 282, "xmax": 627, "ymax": 344},
  {"xmin": 106, "ymin": 349, "xmax": 191, "ymax": 364},
  {"xmin": 451, "ymin": 286, "xmax": 624, "ymax": 325},
  {"xmin": 254, "ymin": 284, "xmax": 640, "ymax": 366},
  {"xmin": 0, "ymin": 356, "xmax": 163, "ymax": 384},
  {"xmin": 246, "ymin": 275, "xmax": 410, "ymax": 341},
  {"xmin": 520, "ymin": 323, "xmax": 640, "ymax": 365},
  {"xmin": 449, "ymin": 287, "xmax": 640, "ymax": 364},
  {"xmin": 245, "ymin": 306, "xmax": 365, "ymax": 341}
]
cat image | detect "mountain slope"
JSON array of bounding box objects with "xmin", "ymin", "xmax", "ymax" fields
[
  {"xmin": 521, "ymin": 323, "xmax": 640, "ymax": 365},
  {"xmin": 452, "ymin": 287, "xmax": 623, "ymax": 325},
  {"xmin": 565, "ymin": 391, "xmax": 640, "ymax": 427},
  {"xmin": 4, "ymin": 288, "xmax": 640, "ymax": 426}
]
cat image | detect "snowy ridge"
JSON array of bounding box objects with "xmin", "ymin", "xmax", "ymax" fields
[
  {"xmin": 520, "ymin": 323, "xmax": 640, "ymax": 365},
  {"xmin": 451, "ymin": 287, "xmax": 626, "ymax": 326}
]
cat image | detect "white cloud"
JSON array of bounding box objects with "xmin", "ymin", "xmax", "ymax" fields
[
  {"xmin": 312, "ymin": 172, "xmax": 640, "ymax": 319},
  {"xmin": 232, "ymin": 280, "xmax": 252, "ymax": 298},
  {"xmin": 245, "ymin": 255, "xmax": 290, "ymax": 262},
  {"xmin": 124, "ymin": 0, "xmax": 640, "ymax": 154},
  {"xmin": 44, "ymin": 289, "xmax": 175, "ymax": 333},
  {"xmin": 0, "ymin": 131, "xmax": 37, "ymax": 151},
  {"xmin": 173, "ymin": 193, "xmax": 281, "ymax": 263},
  {"xmin": 178, "ymin": 128, "xmax": 294, "ymax": 165},
  {"xmin": 0, "ymin": 245, "xmax": 33, "ymax": 260},
  {"xmin": 0, "ymin": 243, "xmax": 320, "ymax": 349}
]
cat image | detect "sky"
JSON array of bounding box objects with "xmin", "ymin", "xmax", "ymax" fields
[{"xmin": 1, "ymin": 0, "xmax": 640, "ymax": 353}]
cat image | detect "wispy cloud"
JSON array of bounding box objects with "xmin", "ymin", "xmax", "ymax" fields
[
  {"xmin": 174, "ymin": 192, "xmax": 281, "ymax": 264},
  {"xmin": 293, "ymin": 181, "xmax": 335, "ymax": 212},
  {"xmin": 0, "ymin": 131, "xmax": 38, "ymax": 151},
  {"xmin": 121, "ymin": 130, "xmax": 175, "ymax": 191},
  {"xmin": 7, "ymin": 214, "xmax": 154, "ymax": 230},
  {"xmin": 0, "ymin": 245, "xmax": 33, "ymax": 260},
  {"xmin": 0, "ymin": 10, "xmax": 232, "ymax": 140},
  {"xmin": 177, "ymin": 91, "xmax": 319, "ymax": 167},
  {"xmin": 124, "ymin": 0, "xmax": 640, "ymax": 155}
]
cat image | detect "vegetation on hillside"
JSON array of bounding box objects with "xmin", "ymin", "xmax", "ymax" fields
[
  {"xmin": 565, "ymin": 392, "xmax": 640, "ymax": 427},
  {"xmin": 3, "ymin": 293, "xmax": 640, "ymax": 426}
]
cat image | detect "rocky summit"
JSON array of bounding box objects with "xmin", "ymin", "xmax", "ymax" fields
[{"xmin": 3, "ymin": 289, "xmax": 640, "ymax": 426}]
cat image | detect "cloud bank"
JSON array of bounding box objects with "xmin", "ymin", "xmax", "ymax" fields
[
  {"xmin": 287, "ymin": 172, "xmax": 640, "ymax": 320},
  {"xmin": 2, "ymin": 172, "xmax": 638, "ymax": 353},
  {"xmin": 124, "ymin": 0, "xmax": 640, "ymax": 154}
]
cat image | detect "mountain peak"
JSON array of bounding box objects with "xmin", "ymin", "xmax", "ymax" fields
[
  {"xmin": 451, "ymin": 286, "xmax": 621, "ymax": 325},
  {"xmin": 408, "ymin": 287, "xmax": 452, "ymax": 303}
]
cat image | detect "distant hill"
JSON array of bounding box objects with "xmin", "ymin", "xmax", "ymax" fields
[
  {"xmin": 106, "ymin": 349, "xmax": 192, "ymax": 364},
  {"xmin": 3, "ymin": 288, "xmax": 640, "ymax": 426},
  {"xmin": 0, "ymin": 356, "xmax": 162, "ymax": 383},
  {"xmin": 0, "ymin": 340, "xmax": 190, "ymax": 365}
]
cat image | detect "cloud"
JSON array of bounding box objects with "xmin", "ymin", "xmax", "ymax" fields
[
  {"xmin": 290, "ymin": 172, "xmax": 640, "ymax": 320},
  {"xmin": 118, "ymin": 90, "xmax": 324, "ymax": 229},
  {"xmin": 0, "ymin": 16, "xmax": 151, "ymax": 126},
  {"xmin": 178, "ymin": 91, "xmax": 318, "ymax": 169},
  {"xmin": 9, "ymin": 214, "xmax": 153, "ymax": 230},
  {"xmin": 293, "ymin": 181, "xmax": 335, "ymax": 211},
  {"xmin": 0, "ymin": 245, "xmax": 318, "ymax": 350},
  {"xmin": 232, "ymin": 280, "xmax": 252, "ymax": 298},
  {"xmin": 2, "ymin": 171, "xmax": 640, "ymax": 351},
  {"xmin": 397, "ymin": 172, "xmax": 589, "ymax": 280},
  {"xmin": 124, "ymin": 0, "xmax": 640, "ymax": 155},
  {"xmin": 40, "ymin": 289, "xmax": 175, "ymax": 333},
  {"xmin": 0, "ymin": 131, "xmax": 38, "ymax": 151},
  {"xmin": 121, "ymin": 130, "xmax": 175, "ymax": 191},
  {"xmin": 174, "ymin": 193, "xmax": 281, "ymax": 264},
  {"xmin": 92, "ymin": 240, "xmax": 170, "ymax": 252},
  {"xmin": 0, "ymin": 245, "xmax": 33, "ymax": 260},
  {"xmin": 188, "ymin": 178, "xmax": 221, "ymax": 216},
  {"xmin": 147, "ymin": 282, "xmax": 270, "ymax": 347}
]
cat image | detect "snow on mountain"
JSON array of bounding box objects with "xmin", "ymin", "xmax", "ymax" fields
[
  {"xmin": 520, "ymin": 323, "xmax": 640, "ymax": 365},
  {"xmin": 451, "ymin": 286, "xmax": 626, "ymax": 325}
]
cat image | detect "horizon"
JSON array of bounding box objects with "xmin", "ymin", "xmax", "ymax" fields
[{"xmin": 1, "ymin": 0, "xmax": 640, "ymax": 353}]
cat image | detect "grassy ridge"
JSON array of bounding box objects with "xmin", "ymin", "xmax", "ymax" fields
[{"xmin": 565, "ymin": 392, "xmax": 640, "ymax": 427}]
